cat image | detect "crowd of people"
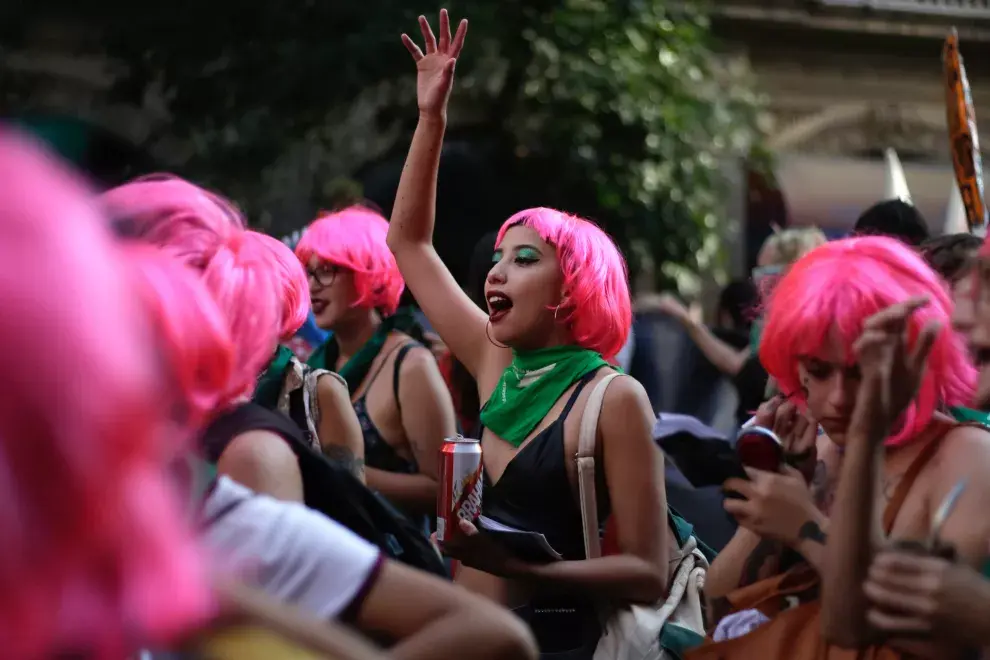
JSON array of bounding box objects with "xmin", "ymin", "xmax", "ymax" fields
[{"xmin": 7, "ymin": 8, "xmax": 990, "ymax": 660}]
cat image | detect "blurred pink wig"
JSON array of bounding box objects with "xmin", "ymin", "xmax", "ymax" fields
[
  {"xmin": 0, "ymin": 132, "xmax": 211, "ymax": 658},
  {"xmin": 99, "ymin": 174, "xmax": 245, "ymax": 270},
  {"xmin": 760, "ymin": 235, "xmax": 975, "ymax": 446},
  {"xmin": 255, "ymin": 232, "xmax": 310, "ymax": 339},
  {"xmin": 200, "ymin": 230, "xmax": 283, "ymax": 403},
  {"xmin": 126, "ymin": 245, "xmax": 236, "ymax": 428},
  {"xmin": 497, "ymin": 208, "xmax": 631, "ymax": 358},
  {"xmin": 295, "ymin": 206, "xmax": 405, "ymax": 315},
  {"xmin": 101, "ymin": 175, "xmax": 281, "ymax": 404}
]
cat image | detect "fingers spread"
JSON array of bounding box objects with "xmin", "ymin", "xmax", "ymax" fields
[
  {"xmin": 419, "ymin": 15, "xmax": 438, "ymax": 53},
  {"xmin": 451, "ymin": 19, "xmax": 469, "ymax": 58},
  {"xmin": 401, "ymin": 34, "xmax": 425, "ymax": 60}
]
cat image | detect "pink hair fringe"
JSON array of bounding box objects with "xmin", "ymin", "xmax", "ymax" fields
[
  {"xmin": 0, "ymin": 130, "xmax": 212, "ymax": 659},
  {"xmin": 295, "ymin": 206, "xmax": 405, "ymax": 315},
  {"xmin": 497, "ymin": 207, "xmax": 632, "ymax": 359},
  {"xmin": 760, "ymin": 235, "xmax": 975, "ymax": 446}
]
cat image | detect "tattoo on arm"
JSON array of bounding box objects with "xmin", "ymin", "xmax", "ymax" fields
[
  {"xmin": 797, "ymin": 520, "xmax": 827, "ymax": 545},
  {"xmin": 741, "ymin": 538, "xmax": 782, "ymax": 588},
  {"xmin": 324, "ymin": 445, "xmax": 365, "ymax": 480}
]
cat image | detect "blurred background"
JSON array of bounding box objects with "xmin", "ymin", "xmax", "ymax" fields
[{"xmin": 2, "ymin": 0, "xmax": 988, "ymax": 437}]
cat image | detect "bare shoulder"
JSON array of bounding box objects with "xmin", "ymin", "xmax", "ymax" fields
[
  {"xmin": 935, "ymin": 423, "xmax": 990, "ymax": 480},
  {"xmin": 224, "ymin": 430, "xmax": 299, "ymax": 469},
  {"xmin": 396, "ymin": 342, "xmax": 440, "ymax": 378},
  {"xmin": 598, "ymin": 372, "xmax": 655, "ymax": 446},
  {"xmin": 316, "ymin": 370, "xmax": 349, "ymax": 400},
  {"xmin": 600, "ymin": 371, "xmax": 652, "ymax": 417}
]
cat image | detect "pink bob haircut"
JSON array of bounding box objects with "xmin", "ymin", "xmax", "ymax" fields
[
  {"xmin": 99, "ymin": 174, "xmax": 245, "ymax": 270},
  {"xmin": 295, "ymin": 206, "xmax": 405, "ymax": 316},
  {"xmin": 125, "ymin": 244, "xmax": 236, "ymax": 428},
  {"xmin": 100, "ymin": 176, "xmax": 282, "ymax": 405},
  {"xmin": 497, "ymin": 207, "xmax": 632, "ymax": 359},
  {"xmin": 760, "ymin": 235, "xmax": 975, "ymax": 447},
  {"xmin": 254, "ymin": 232, "xmax": 310, "ymax": 339},
  {"xmin": 0, "ymin": 131, "xmax": 211, "ymax": 658},
  {"xmin": 200, "ymin": 230, "xmax": 283, "ymax": 404}
]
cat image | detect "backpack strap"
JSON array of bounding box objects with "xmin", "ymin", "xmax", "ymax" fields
[
  {"xmin": 391, "ymin": 343, "xmax": 419, "ymax": 416},
  {"xmin": 576, "ymin": 372, "xmax": 622, "ymax": 560}
]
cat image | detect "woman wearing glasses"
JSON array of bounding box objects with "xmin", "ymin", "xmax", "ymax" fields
[{"xmin": 299, "ymin": 206, "xmax": 456, "ymax": 524}]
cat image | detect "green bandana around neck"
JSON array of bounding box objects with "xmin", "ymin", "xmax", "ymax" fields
[
  {"xmin": 252, "ymin": 344, "xmax": 295, "ymax": 410},
  {"xmin": 480, "ymin": 345, "xmax": 612, "ymax": 447},
  {"xmin": 307, "ymin": 307, "xmax": 419, "ymax": 394},
  {"xmin": 949, "ymin": 406, "xmax": 990, "ymax": 427}
]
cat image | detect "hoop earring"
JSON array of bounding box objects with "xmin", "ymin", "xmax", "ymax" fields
[
  {"xmin": 486, "ymin": 319, "xmax": 510, "ymax": 348},
  {"xmin": 553, "ymin": 304, "xmax": 562, "ymax": 323}
]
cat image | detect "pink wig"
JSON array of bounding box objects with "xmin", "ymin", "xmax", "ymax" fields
[
  {"xmin": 760, "ymin": 235, "xmax": 975, "ymax": 446},
  {"xmin": 295, "ymin": 206, "xmax": 405, "ymax": 315},
  {"xmin": 200, "ymin": 230, "xmax": 283, "ymax": 404},
  {"xmin": 255, "ymin": 232, "xmax": 310, "ymax": 339},
  {"xmin": 99, "ymin": 174, "xmax": 245, "ymax": 270},
  {"xmin": 0, "ymin": 132, "xmax": 211, "ymax": 658},
  {"xmin": 125, "ymin": 245, "xmax": 236, "ymax": 428},
  {"xmin": 100, "ymin": 175, "xmax": 281, "ymax": 405},
  {"xmin": 497, "ymin": 208, "xmax": 631, "ymax": 358}
]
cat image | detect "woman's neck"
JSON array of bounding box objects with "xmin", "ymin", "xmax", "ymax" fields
[{"xmin": 334, "ymin": 310, "xmax": 381, "ymax": 360}]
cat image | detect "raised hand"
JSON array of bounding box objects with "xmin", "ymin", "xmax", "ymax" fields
[
  {"xmin": 850, "ymin": 297, "xmax": 941, "ymax": 441},
  {"xmin": 401, "ymin": 9, "xmax": 468, "ymax": 119}
]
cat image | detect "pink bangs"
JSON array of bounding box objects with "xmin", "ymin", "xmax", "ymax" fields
[
  {"xmin": 497, "ymin": 208, "xmax": 631, "ymax": 358},
  {"xmin": 255, "ymin": 233, "xmax": 310, "ymax": 339},
  {"xmin": 0, "ymin": 131, "xmax": 211, "ymax": 658},
  {"xmin": 295, "ymin": 206, "xmax": 404, "ymax": 315},
  {"xmin": 760, "ymin": 236, "xmax": 975, "ymax": 446},
  {"xmin": 100, "ymin": 174, "xmax": 245, "ymax": 270},
  {"xmin": 126, "ymin": 245, "xmax": 235, "ymax": 428}
]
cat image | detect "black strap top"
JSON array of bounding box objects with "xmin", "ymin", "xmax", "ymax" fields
[
  {"xmin": 352, "ymin": 342, "xmax": 419, "ymax": 475},
  {"xmin": 481, "ymin": 369, "xmax": 611, "ymax": 561}
]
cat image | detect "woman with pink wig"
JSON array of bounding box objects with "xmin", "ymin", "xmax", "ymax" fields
[
  {"xmin": 688, "ymin": 236, "xmax": 990, "ymax": 659},
  {"xmin": 102, "ymin": 176, "xmax": 307, "ymax": 502},
  {"xmin": 0, "ymin": 132, "xmax": 212, "ymax": 659},
  {"xmin": 298, "ymin": 204, "xmax": 456, "ymax": 519},
  {"xmin": 387, "ymin": 12, "xmax": 668, "ymax": 657}
]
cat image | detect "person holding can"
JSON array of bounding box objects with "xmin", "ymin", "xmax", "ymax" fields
[{"xmin": 387, "ymin": 11, "xmax": 669, "ymax": 657}]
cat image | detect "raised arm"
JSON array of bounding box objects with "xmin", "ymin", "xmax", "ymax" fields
[{"xmin": 387, "ymin": 11, "xmax": 502, "ymax": 381}]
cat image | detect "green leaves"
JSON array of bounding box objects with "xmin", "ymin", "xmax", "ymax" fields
[{"xmin": 11, "ymin": 0, "xmax": 766, "ymax": 283}]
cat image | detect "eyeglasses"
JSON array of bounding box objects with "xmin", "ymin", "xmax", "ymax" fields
[{"xmin": 307, "ymin": 264, "xmax": 341, "ymax": 288}]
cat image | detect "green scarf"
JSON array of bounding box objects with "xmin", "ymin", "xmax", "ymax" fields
[
  {"xmin": 252, "ymin": 344, "xmax": 295, "ymax": 410},
  {"xmin": 748, "ymin": 319, "xmax": 763, "ymax": 356},
  {"xmin": 307, "ymin": 307, "xmax": 419, "ymax": 394},
  {"xmin": 949, "ymin": 406, "xmax": 990, "ymax": 427},
  {"xmin": 480, "ymin": 345, "xmax": 612, "ymax": 447}
]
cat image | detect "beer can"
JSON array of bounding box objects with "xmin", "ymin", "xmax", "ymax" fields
[{"xmin": 437, "ymin": 435, "xmax": 483, "ymax": 543}]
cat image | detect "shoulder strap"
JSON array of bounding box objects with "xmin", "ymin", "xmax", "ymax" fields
[
  {"xmin": 882, "ymin": 419, "xmax": 954, "ymax": 533},
  {"xmin": 577, "ymin": 372, "xmax": 622, "ymax": 560},
  {"xmin": 391, "ymin": 343, "xmax": 419, "ymax": 415}
]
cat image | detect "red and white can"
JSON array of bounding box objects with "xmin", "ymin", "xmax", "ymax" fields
[{"xmin": 437, "ymin": 435, "xmax": 483, "ymax": 543}]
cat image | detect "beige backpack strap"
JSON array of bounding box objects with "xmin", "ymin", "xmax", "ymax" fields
[{"xmin": 576, "ymin": 372, "xmax": 622, "ymax": 560}]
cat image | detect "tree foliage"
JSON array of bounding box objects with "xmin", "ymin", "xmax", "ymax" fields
[{"xmin": 8, "ymin": 0, "xmax": 768, "ymax": 286}]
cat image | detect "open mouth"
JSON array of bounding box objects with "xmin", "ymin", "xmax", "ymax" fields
[
  {"xmin": 486, "ymin": 291, "xmax": 513, "ymax": 323},
  {"xmin": 311, "ymin": 298, "xmax": 328, "ymax": 315}
]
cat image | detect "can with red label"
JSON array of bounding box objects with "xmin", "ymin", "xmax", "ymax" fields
[{"xmin": 437, "ymin": 435, "xmax": 483, "ymax": 543}]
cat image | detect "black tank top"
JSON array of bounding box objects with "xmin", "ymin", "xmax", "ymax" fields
[
  {"xmin": 480, "ymin": 369, "xmax": 611, "ymax": 561},
  {"xmin": 353, "ymin": 342, "xmax": 418, "ymax": 474}
]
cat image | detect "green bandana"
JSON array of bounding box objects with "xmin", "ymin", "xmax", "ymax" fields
[
  {"xmin": 307, "ymin": 307, "xmax": 419, "ymax": 394},
  {"xmin": 480, "ymin": 345, "xmax": 612, "ymax": 447},
  {"xmin": 252, "ymin": 344, "xmax": 295, "ymax": 410},
  {"xmin": 949, "ymin": 406, "xmax": 990, "ymax": 427}
]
